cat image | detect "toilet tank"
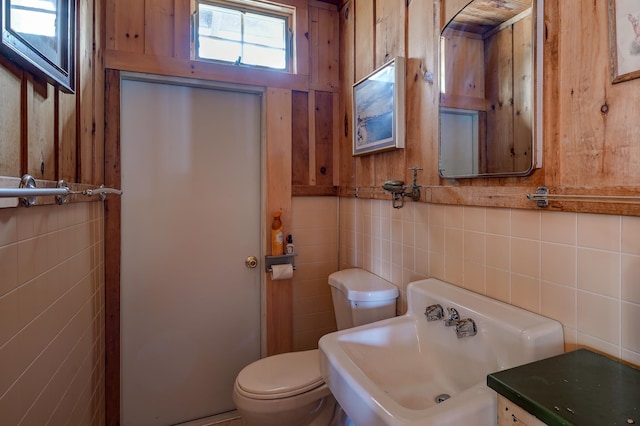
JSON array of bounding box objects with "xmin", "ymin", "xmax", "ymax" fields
[{"xmin": 328, "ymin": 269, "xmax": 399, "ymax": 330}]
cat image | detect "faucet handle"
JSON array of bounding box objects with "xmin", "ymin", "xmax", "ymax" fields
[
  {"xmin": 455, "ymin": 318, "xmax": 477, "ymax": 338},
  {"xmin": 443, "ymin": 307, "xmax": 460, "ymax": 326},
  {"xmin": 424, "ymin": 304, "xmax": 444, "ymax": 321}
]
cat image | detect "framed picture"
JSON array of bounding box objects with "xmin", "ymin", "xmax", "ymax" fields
[
  {"xmin": 608, "ymin": 0, "xmax": 640, "ymax": 83},
  {"xmin": 1, "ymin": 0, "xmax": 75, "ymax": 93},
  {"xmin": 353, "ymin": 57, "xmax": 405, "ymax": 156}
]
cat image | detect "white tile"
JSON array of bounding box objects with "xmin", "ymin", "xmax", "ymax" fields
[
  {"xmin": 577, "ymin": 213, "xmax": 621, "ymax": 251},
  {"xmin": 511, "ymin": 209, "xmax": 540, "ymax": 240},
  {"xmin": 541, "ymin": 242, "xmax": 576, "ymax": 287},
  {"xmin": 577, "ymin": 248, "xmax": 620, "ymax": 298},
  {"xmin": 577, "ymin": 291, "xmax": 620, "ymax": 345},
  {"xmin": 541, "ymin": 211, "xmax": 576, "ymax": 245}
]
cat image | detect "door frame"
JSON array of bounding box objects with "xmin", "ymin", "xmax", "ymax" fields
[{"xmin": 104, "ymin": 70, "xmax": 268, "ymax": 425}]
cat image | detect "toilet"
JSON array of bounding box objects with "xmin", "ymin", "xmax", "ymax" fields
[{"xmin": 232, "ymin": 268, "xmax": 399, "ymax": 426}]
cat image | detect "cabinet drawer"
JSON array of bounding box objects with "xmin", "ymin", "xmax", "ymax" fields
[{"xmin": 498, "ymin": 395, "xmax": 546, "ymax": 426}]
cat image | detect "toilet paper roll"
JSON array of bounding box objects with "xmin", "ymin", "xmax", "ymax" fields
[{"xmin": 271, "ymin": 264, "xmax": 294, "ymax": 280}]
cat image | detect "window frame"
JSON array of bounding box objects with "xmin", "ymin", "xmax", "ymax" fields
[{"xmin": 193, "ymin": 0, "xmax": 294, "ymax": 72}]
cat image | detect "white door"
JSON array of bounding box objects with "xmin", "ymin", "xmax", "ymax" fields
[{"xmin": 120, "ymin": 77, "xmax": 262, "ymax": 426}]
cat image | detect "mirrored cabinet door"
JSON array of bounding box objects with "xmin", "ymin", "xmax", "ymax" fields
[{"xmin": 439, "ymin": 0, "xmax": 543, "ymax": 178}]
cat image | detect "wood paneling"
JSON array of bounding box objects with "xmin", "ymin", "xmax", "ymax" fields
[
  {"xmin": 145, "ymin": 0, "xmax": 175, "ymax": 57},
  {"xmin": 27, "ymin": 81, "xmax": 54, "ymax": 180},
  {"xmin": 375, "ymin": 0, "xmax": 405, "ymax": 65},
  {"xmin": 174, "ymin": 0, "xmax": 192, "ymax": 59},
  {"xmin": 441, "ymin": 30, "xmax": 485, "ymax": 103},
  {"xmin": 406, "ymin": 0, "xmax": 438, "ymax": 188},
  {"xmin": 94, "ymin": 0, "xmax": 106, "ymax": 185},
  {"xmin": 512, "ymin": 14, "xmax": 533, "ymax": 172},
  {"xmin": 104, "ymin": 69, "xmax": 121, "ymax": 426},
  {"xmin": 0, "ymin": 0, "xmax": 103, "ymax": 185},
  {"xmin": 0, "ymin": 58, "xmax": 22, "ymax": 177},
  {"xmin": 315, "ymin": 90, "xmax": 334, "ymax": 186},
  {"xmin": 292, "ymin": 90, "xmax": 310, "ymax": 186},
  {"xmin": 58, "ymin": 91, "xmax": 77, "ymax": 181},
  {"xmin": 339, "ymin": 1, "xmax": 355, "ymax": 187},
  {"xmin": 338, "ymin": 0, "xmax": 640, "ymax": 215},
  {"xmin": 484, "ymin": 26, "xmax": 514, "ymax": 173},
  {"xmin": 106, "ymin": 0, "xmax": 145, "ymax": 53},
  {"xmin": 354, "ymin": 0, "xmax": 374, "ymax": 81},
  {"xmin": 79, "ymin": 0, "xmax": 95, "ymax": 183},
  {"xmin": 106, "ymin": 50, "xmax": 311, "ymax": 91},
  {"xmin": 104, "ymin": 0, "xmax": 335, "ymax": 93},
  {"xmin": 265, "ymin": 88, "xmax": 293, "ymax": 355},
  {"xmin": 309, "ymin": 4, "xmax": 340, "ymax": 91}
]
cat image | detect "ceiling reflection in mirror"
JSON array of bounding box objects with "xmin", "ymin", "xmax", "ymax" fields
[{"xmin": 439, "ymin": 0, "xmax": 542, "ymax": 178}]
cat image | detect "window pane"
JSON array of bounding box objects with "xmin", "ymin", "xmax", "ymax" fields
[
  {"xmin": 10, "ymin": 0, "xmax": 57, "ymax": 37},
  {"xmin": 199, "ymin": 4, "xmax": 241, "ymax": 41},
  {"xmin": 242, "ymin": 44, "xmax": 286, "ymax": 69},
  {"xmin": 244, "ymin": 13, "xmax": 285, "ymax": 49},
  {"xmin": 199, "ymin": 37, "xmax": 241, "ymax": 62},
  {"xmin": 195, "ymin": 1, "xmax": 289, "ymax": 70}
]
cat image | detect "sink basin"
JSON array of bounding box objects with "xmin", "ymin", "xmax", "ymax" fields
[{"xmin": 319, "ymin": 278, "xmax": 564, "ymax": 425}]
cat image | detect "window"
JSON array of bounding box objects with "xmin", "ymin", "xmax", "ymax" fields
[{"xmin": 195, "ymin": 0, "xmax": 292, "ymax": 71}]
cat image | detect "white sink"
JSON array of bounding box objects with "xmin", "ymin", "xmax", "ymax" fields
[{"xmin": 319, "ymin": 278, "xmax": 564, "ymax": 426}]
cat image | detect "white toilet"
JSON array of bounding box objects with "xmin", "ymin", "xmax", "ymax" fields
[{"xmin": 232, "ymin": 268, "xmax": 399, "ymax": 426}]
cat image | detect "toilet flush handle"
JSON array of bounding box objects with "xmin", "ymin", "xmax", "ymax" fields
[{"xmin": 245, "ymin": 256, "xmax": 258, "ymax": 269}]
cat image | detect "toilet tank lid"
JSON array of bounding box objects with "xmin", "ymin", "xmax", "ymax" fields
[{"xmin": 328, "ymin": 269, "xmax": 399, "ymax": 302}]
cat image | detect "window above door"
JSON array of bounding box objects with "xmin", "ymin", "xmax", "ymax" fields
[{"xmin": 193, "ymin": 0, "xmax": 294, "ymax": 71}]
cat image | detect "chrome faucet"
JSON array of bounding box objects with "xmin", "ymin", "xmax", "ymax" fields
[
  {"xmin": 424, "ymin": 304, "xmax": 444, "ymax": 321},
  {"xmin": 455, "ymin": 318, "xmax": 477, "ymax": 338},
  {"xmin": 443, "ymin": 307, "xmax": 460, "ymax": 326}
]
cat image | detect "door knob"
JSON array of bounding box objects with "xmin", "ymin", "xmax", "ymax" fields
[{"xmin": 245, "ymin": 256, "xmax": 258, "ymax": 269}]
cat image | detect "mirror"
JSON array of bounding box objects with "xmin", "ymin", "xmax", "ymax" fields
[{"xmin": 438, "ymin": 0, "xmax": 542, "ymax": 178}]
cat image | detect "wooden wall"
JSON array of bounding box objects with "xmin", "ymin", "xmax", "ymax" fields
[
  {"xmin": 0, "ymin": 0, "xmax": 104, "ymax": 186},
  {"xmin": 337, "ymin": 0, "xmax": 640, "ymax": 216}
]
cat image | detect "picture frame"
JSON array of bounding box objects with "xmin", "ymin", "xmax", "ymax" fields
[
  {"xmin": 352, "ymin": 57, "xmax": 405, "ymax": 156},
  {"xmin": 0, "ymin": 0, "xmax": 75, "ymax": 93},
  {"xmin": 608, "ymin": 0, "xmax": 640, "ymax": 83}
]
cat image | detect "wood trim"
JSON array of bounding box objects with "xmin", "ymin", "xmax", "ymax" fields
[
  {"xmin": 292, "ymin": 185, "xmax": 338, "ymax": 196},
  {"xmin": 105, "ymin": 50, "xmax": 314, "ymax": 92},
  {"xmin": 20, "ymin": 71, "xmax": 28, "ymax": 175},
  {"xmin": 308, "ymin": 90, "xmax": 317, "ymax": 185},
  {"xmin": 439, "ymin": 93, "xmax": 488, "ymax": 111},
  {"xmin": 174, "ymin": 0, "xmax": 192, "ymax": 60},
  {"xmin": 265, "ymin": 88, "xmax": 293, "ymax": 355},
  {"xmin": 104, "ymin": 68, "xmax": 121, "ymax": 426}
]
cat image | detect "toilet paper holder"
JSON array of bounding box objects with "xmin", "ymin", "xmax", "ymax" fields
[{"xmin": 264, "ymin": 253, "xmax": 296, "ymax": 273}]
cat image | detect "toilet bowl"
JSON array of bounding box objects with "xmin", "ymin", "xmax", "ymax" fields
[
  {"xmin": 232, "ymin": 268, "xmax": 398, "ymax": 426},
  {"xmin": 232, "ymin": 350, "xmax": 336, "ymax": 426}
]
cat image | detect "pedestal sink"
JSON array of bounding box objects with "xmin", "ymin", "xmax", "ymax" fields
[{"xmin": 319, "ymin": 278, "xmax": 564, "ymax": 425}]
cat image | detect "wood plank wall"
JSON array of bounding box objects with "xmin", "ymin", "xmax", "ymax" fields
[
  {"xmin": 0, "ymin": 0, "xmax": 104, "ymax": 185},
  {"xmin": 337, "ymin": 0, "xmax": 640, "ymax": 216}
]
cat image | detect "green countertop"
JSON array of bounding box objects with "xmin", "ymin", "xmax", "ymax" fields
[{"xmin": 487, "ymin": 349, "xmax": 640, "ymax": 426}]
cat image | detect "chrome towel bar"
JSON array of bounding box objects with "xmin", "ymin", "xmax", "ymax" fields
[
  {"xmin": 0, "ymin": 174, "xmax": 122, "ymax": 207},
  {"xmin": 527, "ymin": 186, "xmax": 640, "ymax": 208}
]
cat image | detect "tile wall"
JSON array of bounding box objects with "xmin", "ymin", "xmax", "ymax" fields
[
  {"xmin": 0, "ymin": 202, "xmax": 105, "ymax": 424},
  {"xmin": 290, "ymin": 197, "xmax": 339, "ymax": 351},
  {"xmin": 337, "ymin": 197, "xmax": 640, "ymax": 367}
]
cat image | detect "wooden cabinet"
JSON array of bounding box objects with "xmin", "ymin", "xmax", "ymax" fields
[{"xmin": 498, "ymin": 395, "xmax": 546, "ymax": 426}]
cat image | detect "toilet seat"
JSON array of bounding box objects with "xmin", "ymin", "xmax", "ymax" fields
[{"xmin": 236, "ymin": 349, "xmax": 324, "ymax": 400}]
